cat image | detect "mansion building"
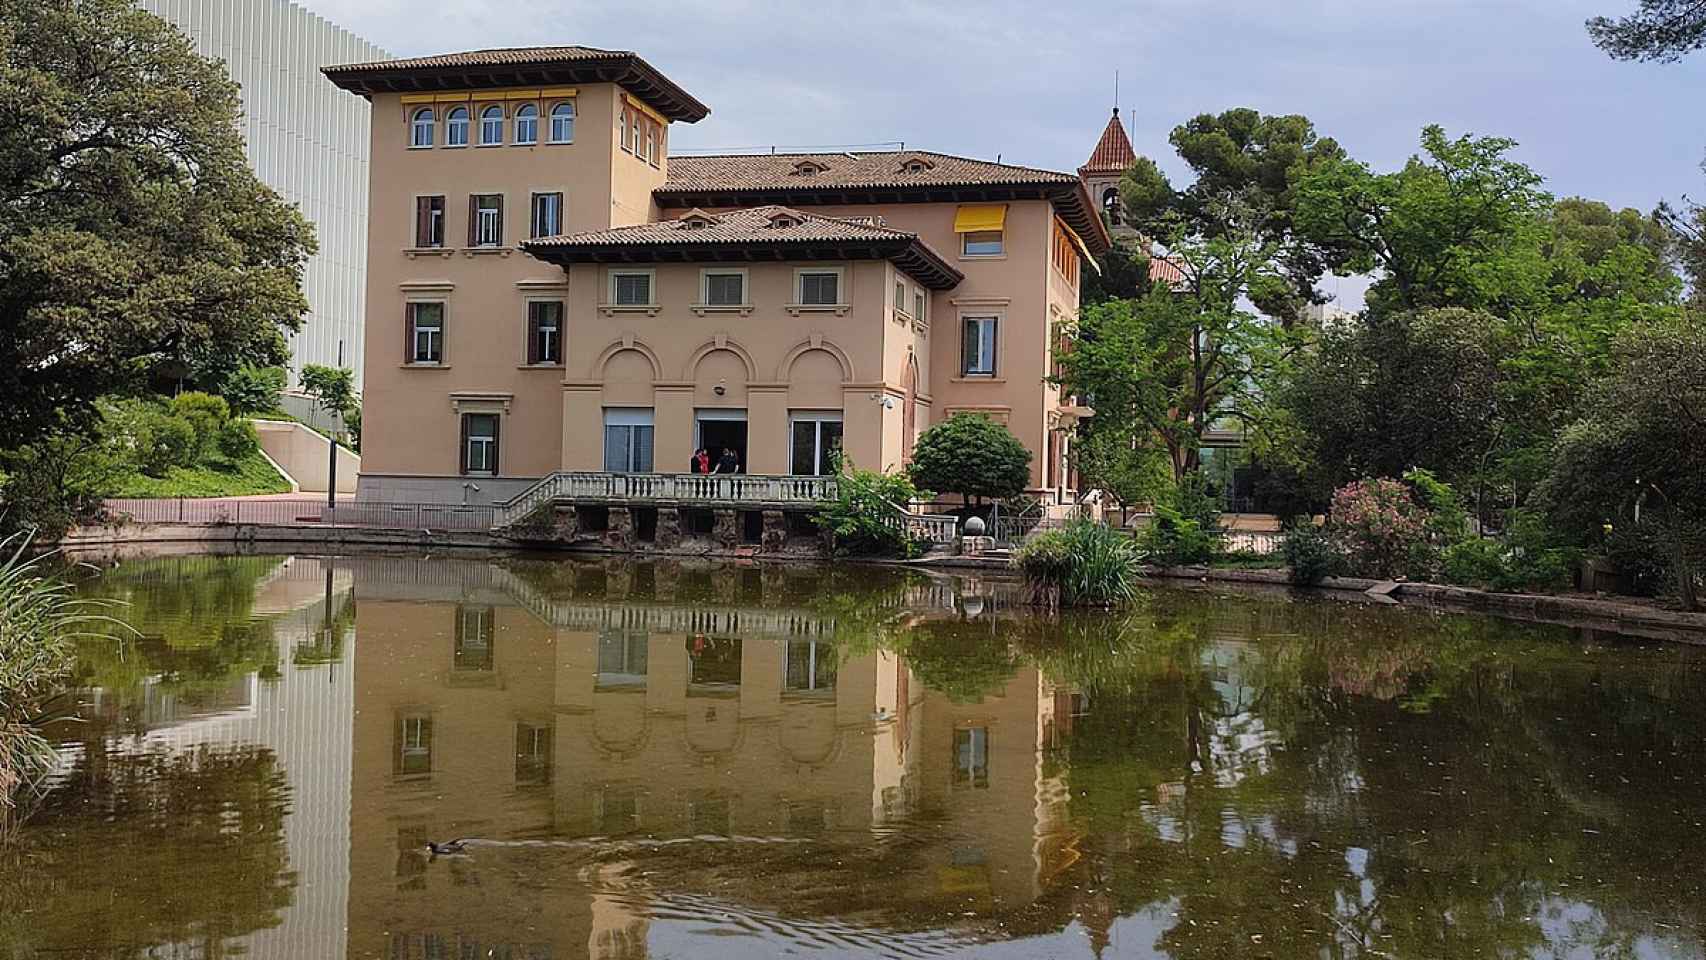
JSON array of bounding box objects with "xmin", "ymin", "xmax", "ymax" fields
[{"xmin": 323, "ymin": 47, "xmax": 1110, "ymax": 506}]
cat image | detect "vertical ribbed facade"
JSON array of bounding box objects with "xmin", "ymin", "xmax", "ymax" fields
[{"xmin": 138, "ymin": 0, "xmax": 390, "ymax": 392}]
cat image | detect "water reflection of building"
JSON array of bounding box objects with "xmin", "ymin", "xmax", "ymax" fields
[{"xmin": 345, "ymin": 556, "xmax": 1077, "ymax": 959}]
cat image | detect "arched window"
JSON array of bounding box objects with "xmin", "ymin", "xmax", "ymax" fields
[
  {"xmin": 479, "ymin": 105, "xmax": 503, "ymax": 145},
  {"xmin": 410, "ymin": 108, "xmax": 434, "ymax": 147},
  {"xmin": 631, "ymin": 117, "xmax": 641, "ymax": 157},
  {"xmin": 1102, "ymin": 186, "xmax": 1122, "ymax": 226},
  {"xmin": 446, "ymin": 106, "xmax": 469, "ymax": 147},
  {"xmin": 617, "ymin": 109, "xmax": 629, "ymax": 151},
  {"xmin": 514, "ymin": 104, "xmax": 537, "ymax": 144},
  {"xmin": 550, "ymin": 101, "xmax": 575, "ymax": 143}
]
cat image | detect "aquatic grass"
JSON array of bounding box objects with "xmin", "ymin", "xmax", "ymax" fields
[
  {"xmin": 0, "ymin": 532, "xmax": 127, "ymax": 828},
  {"xmin": 1014, "ymin": 519, "xmax": 1139, "ymax": 608}
]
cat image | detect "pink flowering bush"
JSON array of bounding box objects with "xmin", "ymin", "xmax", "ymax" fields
[{"xmin": 1326, "ymin": 478, "xmax": 1435, "ymax": 580}]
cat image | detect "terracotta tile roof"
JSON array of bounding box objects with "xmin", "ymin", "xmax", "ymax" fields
[
  {"xmin": 322, "ymin": 46, "xmax": 710, "ymax": 122},
  {"xmin": 528, "ymin": 205, "xmax": 917, "ymax": 246},
  {"xmin": 657, "ymin": 150, "xmax": 1111, "ymax": 256},
  {"xmin": 1149, "ymin": 253, "xmax": 1188, "ymax": 288},
  {"xmin": 1079, "ymin": 109, "xmax": 1137, "ymax": 176},
  {"xmin": 661, "ymin": 150, "xmax": 1079, "ymax": 194},
  {"xmin": 522, "ymin": 206, "xmax": 964, "ymax": 290}
]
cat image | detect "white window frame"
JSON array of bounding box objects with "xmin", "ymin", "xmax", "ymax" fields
[
  {"xmin": 618, "ymin": 109, "xmax": 631, "ymax": 152},
  {"xmin": 789, "ymin": 411, "xmax": 845, "ymax": 477},
  {"xmin": 514, "ymin": 103, "xmax": 538, "ymax": 144},
  {"xmin": 603, "ymin": 407, "xmax": 656, "ymax": 473},
  {"xmin": 631, "ymin": 119, "xmax": 642, "ymax": 158},
  {"xmin": 530, "ymin": 191, "xmax": 563, "ymax": 239},
  {"xmin": 894, "ymin": 279, "xmax": 908, "ymax": 320},
  {"xmin": 473, "ymin": 194, "xmax": 503, "ymax": 247},
  {"xmin": 478, "ymin": 104, "xmax": 504, "ymax": 146},
  {"xmin": 699, "ymin": 268, "xmax": 748, "ymax": 308},
  {"xmin": 794, "ymin": 266, "xmax": 845, "ymax": 308},
  {"xmin": 961, "ymin": 314, "xmax": 999, "ymax": 377},
  {"xmin": 445, "ymin": 106, "xmax": 470, "ymax": 148},
  {"xmin": 961, "ymin": 230, "xmax": 1004, "ymax": 257},
  {"xmin": 646, "ymin": 128, "xmax": 657, "ymax": 166},
  {"xmin": 463, "ymin": 412, "xmax": 499, "ymax": 475},
  {"xmin": 526, "ymin": 298, "xmax": 563, "ymax": 366},
  {"xmin": 409, "ymin": 107, "xmax": 435, "ymax": 148},
  {"xmin": 549, "ymin": 101, "xmax": 575, "ymax": 144},
  {"xmin": 914, "ymin": 290, "xmax": 927, "ymax": 326},
  {"xmin": 608, "ymin": 268, "xmax": 656, "ymax": 308},
  {"xmin": 408, "ymin": 300, "xmax": 445, "ymax": 365}
]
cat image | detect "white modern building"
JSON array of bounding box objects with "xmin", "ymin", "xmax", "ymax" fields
[{"xmin": 139, "ymin": 0, "xmax": 389, "ymax": 393}]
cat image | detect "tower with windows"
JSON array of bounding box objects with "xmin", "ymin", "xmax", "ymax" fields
[{"xmin": 1078, "ymin": 107, "xmax": 1140, "ymax": 243}]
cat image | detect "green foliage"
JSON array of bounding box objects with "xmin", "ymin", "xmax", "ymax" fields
[
  {"xmin": 344, "ymin": 405, "xmax": 363, "ymax": 453},
  {"xmin": 814, "ymin": 465, "xmax": 923, "ymax": 557},
  {"xmin": 1119, "ymin": 108, "xmax": 1347, "ymax": 324},
  {"xmin": 117, "ymin": 405, "xmax": 199, "ymax": 478},
  {"xmin": 1137, "ymin": 507, "xmax": 1220, "ymax": 566},
  {"xmin": 1069, "ymin": 425, "xmax": 1172, "ymax": 519},
  {"xmin": 1402, "ymin": 467, "xmax": 1470, "ymax": 543},
  {"xmin": 1282, "ymin": 521, "xmax": 1342, "ymax": 585},
  {"xmin": 1440, "ymin": 523, "xmax": 1577, "ymax": 593},
  {"xmin": 214, "ymin": 418, "xmax": 260, "ymax": 460},
  {"xmin": 893, "ymin": 621, "xmax": 1020, "ymax": 703},
  {"xmin": 0, "ymin": 430, "xmax": 126, "ymax": 540},
  {"xmin": 215, "ymin": 366, "xmax": 287, "ymax": 416},
  {"xmin": 1014, "ymin": 519, "xmax": 1138, "ymax": 607},
  {"xmin": 1536, "ymin": 318, "xmax": 1706, "ymax": 607},
  {"xmin": 906, "ymin": 414, "xmax": 1030, "ymax": 503},
  {"xmin": 1587, "ymin": 1, "xmax": 1706, "ymax": 61},
  {"xmin": 108, "ymin": 448, "xmax": 288, "ymax": 499},
  {"xmin": 1081, "ymin": 241, "xmax": 1156, "ymax": 306},
  {"xmin": 0, "ymin": 0, "xmax": 314, "ymax": 451},
  {"xmin": 169, "ymin": 392, "xmax": 230, "ymax": 457}
]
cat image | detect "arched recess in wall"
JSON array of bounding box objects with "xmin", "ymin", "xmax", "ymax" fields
[
  {"xmin": 902, "ymin": 353, "xmax": 920, "ymax": 461},
  {"xmin": 778, "ymin": 707, "xmax": 844, "ymax": 767},
  {"xmin": 588, "ymin": 703, "xmax": 650, "ymax": 759},
  {"xmin": 688, "ymin": 340, "xmax": 754, "ymax": 407},
  {"xmin": 781, "ymin": 339, "xmax": 852, "ymax": 410},
  {"xmin": 595, "ymin": 339, "xmax": 660, "ymax": 406}
]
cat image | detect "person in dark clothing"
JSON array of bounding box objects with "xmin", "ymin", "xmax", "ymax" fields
[
  {"xmin": 714, "ymin": 447, "xmax": 739, "ymax": 474},
  {"xmin": 692, "ymin": 448, "xmax": 710, "ymax": 474}
]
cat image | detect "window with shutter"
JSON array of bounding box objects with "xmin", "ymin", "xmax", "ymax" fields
[
  {"xmin": 798, "ymin": 271, "xmax": 840, "ymax": 306},
  {"xmin": 415, "ymin": 196, "xmax": 444, "ymax": 248},
  {"xmin": 471, "ymin": 194, "xmax": 503, "ymax": 247},
  {"xmin": 408, "ymin": 302, "xmax": 444, "ymax": 364},
  {"xmin": 527, "ymin": 301, "xmax": 562, "ymax": 365}
]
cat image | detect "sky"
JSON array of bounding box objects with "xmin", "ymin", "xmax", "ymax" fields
[{"xmin": 305, "ymin": 0, "xmax": 1704, "ymax": 307}]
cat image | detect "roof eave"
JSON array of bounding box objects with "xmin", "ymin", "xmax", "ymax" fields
[
  {"xmin": 320, "ymin": 53, "xmax": 710, "ymax": 122},
  {"xmin": 520, "ymin": 237, "xmax": 962, "ymax": 290}
]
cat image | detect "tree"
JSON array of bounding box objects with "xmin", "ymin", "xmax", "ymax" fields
[
  {"xmin": 1537, "ymin": 318, "xmax": 1706, "ymax": 609},
  {"xmin": 1588, "ymin": 0, "xmax": 1706, "ymax": 61},
  {"xmin": 1069, "ymin": 425, "xmax": 1171, "ymax": 524},
  {"xmin": 907, "ymin": 413, "xmax": 1031, "ymax": 504},
  {"xmin": 1080, "ymin": 242, "xmax": 1155, "ymax": 307},
  {"xmin": 1059, "ymin": 204, "xmax": 1305, "ymax": 482},
  {"xmin": 0, "ymin": 0, "xmax": 315, "ymax": 451},
  {"xmin": 1120, "ymin": 109, "xmax": 1347, "ymax": 324},
  {"xmin": 298, "ymin": 364, "xmax": 355, "ymax": 441}
]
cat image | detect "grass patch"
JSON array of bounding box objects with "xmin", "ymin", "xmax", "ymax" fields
[
  {"xmin": 1209, "ymin": 550, "xmax": 1288, "ymax": 570},
  {"xmin": 110, "ymin": 449, "xmax": 290, "ymax": 498}
]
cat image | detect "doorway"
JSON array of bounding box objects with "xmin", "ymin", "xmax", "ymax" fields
[{"xmin": 696, "ymin": 409, "xmax": 748, "ymax": 473}]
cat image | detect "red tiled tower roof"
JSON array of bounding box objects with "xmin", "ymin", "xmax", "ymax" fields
[{"xmin": 1079, "ymin": 108, "xmax": 1136, "ymax": 177}]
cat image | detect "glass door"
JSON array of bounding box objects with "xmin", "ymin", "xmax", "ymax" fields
[{"xmin": 790, "ymin": 413, "xmax": 844, "ymax": 475}]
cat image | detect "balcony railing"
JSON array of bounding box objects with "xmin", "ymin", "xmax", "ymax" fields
[{"xmin": 498, "ymin": 472, "xmax": 839, "ymax": 526}]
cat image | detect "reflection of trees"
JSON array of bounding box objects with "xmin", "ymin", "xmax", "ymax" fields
[
  {"xmin": 0, "ymin": 745, "xmax": 295, "ymax": 958},
  {"xmin": 892, "ymin": 618, "xmax": 1020, "ymax": 704},
  {"xmin": 1024, "ymin": 591, "xmax": 1706, "ymax": 958},
  {"xmin": 74, "ymin": 556, "xmax": 284, "ymax": 697}
]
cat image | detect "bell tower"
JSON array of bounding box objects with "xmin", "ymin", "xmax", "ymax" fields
[{"xmin": 1078, "ymin": 106, "xmax": 1139, "ymax": 243}]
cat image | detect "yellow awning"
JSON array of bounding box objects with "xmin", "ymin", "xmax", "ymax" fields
[{"xmin": 953, "ymin": 204, "xmax": 1008, "ymax": 233}]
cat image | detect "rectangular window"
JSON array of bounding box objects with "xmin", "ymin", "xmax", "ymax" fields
[
  {"xmin": 646, "ymin": 127, "xmax": 657, "ymax": 165},
  {"xmin": 414, "ymin": 196, "xmax": 444, "ymax": 248},
  {"xmin": 790, "ymin": 413, "xmax": 844, "ymax": 476},
  {"xmin": 461, "ymin": 413, "xmax": 499, "ymax": 475},
  {"xmin": 453, "ymin": 604, "xmax": 494, "ymax": 671},
  {"xmin": 962, "ymin": 316, "xmax": 998, "ymax": 376},
  {"xmin": 962, "ymin": 230, "xmax": 1004, "ymax": 256},
  {"xmin": 530, "ymin": 191, "xmax": 562, "ymax": 238},
  {"xmin": 603, "ymin": 408, "xmax": 655, "ymax": 473},
  {"xmin": 395, "ymin": 715, "xmax": 433, "ymax": 777},
  {"xmin": 631, "ymin": 119, "xmax": 642, "ymax": 158},
  {"xmin": 953, "ymin": 727, "xmax": 990, "ymax": 788},
  {"xmin": 407, "ymin": 302, "xmax": 443, "ymax": 364},
  {"xmin": 895, "ymin": 280, "xmax": 907, "ymax": 317},
  {"xmin": 514, "ymin": 723, "xmax": 552, "ymax": 787},
  {"xmin": 595, "ymin": 629, "xmax": 649, "ymax": 689},
  {"xmin": 914, "ymin": 291, "xmax": 927, "ymax": 324},
  {"xmin": 469, "ymin": 194, "xmax": 503, "ymax": 247},
  {"xmin": 618, "ymin": 110, "xmax": 631, "ymax": 152},
  {"xmin": 798, "ymin": 270, "xmax": 840, "ymax": 306},
  {"xmin": 703, "ymin": 271, "xmax": 744, "ymax": 306},
  {"xmin": 611, "ymin": 271, "xmax": 653, "ymax": 306},
  {"xmin": 527, "ymin": 300, "xmax": 563, "ymax": 365},
  {"xmin": 785, "ymin": 639, "xmax": 838, "ymax": 694}
]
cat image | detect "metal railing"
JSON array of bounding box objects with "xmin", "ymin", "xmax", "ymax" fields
[
  {"xmin": 498, "ymin": 472, "xmax": 840, "ymax": 526},
  {"xmin": 103, "ymin": 498, "xmax": 498, "ymax": 533}
]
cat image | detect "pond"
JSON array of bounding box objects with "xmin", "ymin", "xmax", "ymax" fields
[{"xmin": 4, "ymin": 552, "xmax": 1705, "ymax": 959}]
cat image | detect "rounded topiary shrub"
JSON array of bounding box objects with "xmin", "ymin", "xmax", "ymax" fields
[
  {"xmin": 908, "ymin": 414, "xmax": 1031, "ymax": 505},
  {"xmin": 215, "ymin": 418, "xmax": 260, "ymax": 460}
]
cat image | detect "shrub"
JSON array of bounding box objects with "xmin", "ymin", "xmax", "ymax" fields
[
  {"xmin": 1441, "ymin": 533, "xmax": 1576, "ymax": 593},
  {"xmin": 217, "ymin": 366, "xmax": 286, "ymax": 416},
  {"xmin": 1137, "ymin": 506, "xmax": 1220, "ymax": 566},
  {"xmin": 1441, "ymin": 537, "xmax": 1508, "ymax": 589},
  {"xmin": 136, "ymin": 412, "xmax": 198, "ymax": 478},
  {"xmin": 1603, "ymin": 519, "xmax": 1673, "ymax": 598},
  {"xmin": 814, "ymin": 465, "xmax": 924, "ymax": 557},
  {"xmin": 1326, "ymin": 478, "xmax": 1433, "ymax": 579},
  {"xmin": 214, "ymin": 419, "xmax": 260, "ymax": 460},
  {"xmin": 170, "ymin": 391, "xmax": 231, "ymax": 455},
  {"xmin": 907, "ymin": 414, "xmax": 1032, "ymax": 504},
  {"xmin": 1282, "ymin": 521, "xmax": 1342, "ymax": 586},
  {"xmin": 1015, "ymin": 519, "xmax": 1137, "ymax": 607}
]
